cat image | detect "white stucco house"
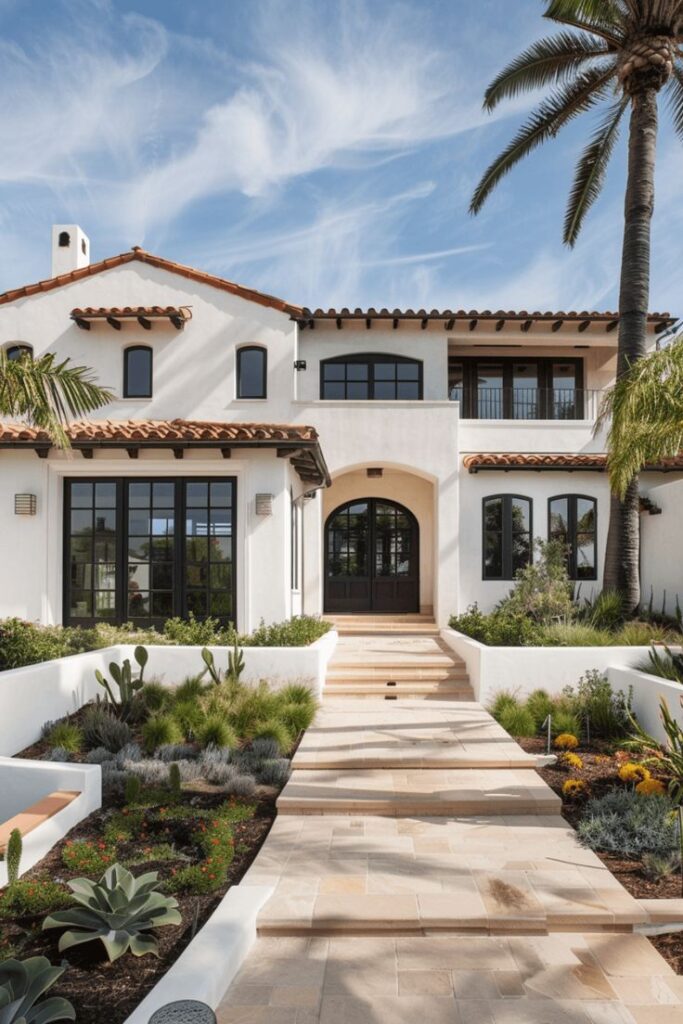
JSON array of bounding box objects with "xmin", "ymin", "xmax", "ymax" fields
[{"xmin": 0, "ymin": 226, "xmax": 680, "ymax": 631}]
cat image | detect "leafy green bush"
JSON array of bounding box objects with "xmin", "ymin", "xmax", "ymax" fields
[
  {"xmin": 498, "ymin": 704, "xmax": 536, "ymax": 738},
  {"xmin": 43, "ymin": 864, "xmax": 181, "ymax": 962},
  {"xmin": 241, "ymin": 616, "xmax": 331, "ymax": 647},
  {"xmin": 550, "ymin": 708, "xmax": 581, "ymax": 738},
  {"xmin": 449, "ymin": 604, "xmax": 543, "ymax": 646},
  {"xmin": 577, "ymin": 789, "xmax": 679, "ymax": 857},
  {"xmin": 45, "ymin": 721, "xmax": 83, "ymax": 754},
  {"xmin": 195, "ymin": 715, "xmax": 238, "ymax": 751},
  {"xmin": 487, "ymin": 691, "xmax": 521, "ymax": 721},
  {"xmin": 0, "ymin": 955, "xmax": 75, "ymax": 1024},
  {"xmin": 581, "ymin": 589, "xmax": 625, "ymax": 631},
  {"xmin": 163, "ymin": 613, "xmax": 230, "ymax": 646},
  {"xmin": 251, "ymin": 719, "xmax": 292, "ymax": 754},
  {"xmin": 570, "ymin": 670, "xmax": 632, "ymax": 739},
  {"xmin": 525, "ymin": 689, "xmax": 553, "ymax": 729},
  {"xmin": 540, "ymin": 623, "xmax": 613, "ymax": 647},
  {"xmin": 141, "ymin": 714, "xmax": 183, "ymax": 755},
  {"xmin": 0, "ymin": 877, "xmax": 70, "ymax": 919},
  {"xmin": 499, "ymin": 540, "xmax": 574, "ymax": 624},
  {"xmin": 61, "ymin": 839, "xmax": 116, "ymax": 876}
]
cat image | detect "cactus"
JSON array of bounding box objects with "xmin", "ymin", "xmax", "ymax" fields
[
  {"xmin": 94, "ymin": 646, "xmax": 148, "ymax": 720},
  {"xmin": 227, "ymin": 640, "xmax": 245, "ymax": 685},
  {"xmin": 200, "ymin": 647, "xmax": 222, "ymax": 686},
  {"xmin": 0, "ymin": 956, "xmax": 75, "ymax": 1023},
  {"xmin": 124, "ymin": 774, "xmax": 142, "ymax": 804},
  {"xmin": 168, "ymin": 762, "xmax": 182, "ymax": 799},
  {"xmin": 6, "ymin": 828, "xmax": 22, "ymax": 886}
]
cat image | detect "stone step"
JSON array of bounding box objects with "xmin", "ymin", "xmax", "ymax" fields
[
  {"xmin": 327, "ymin": 667, "xmax": 468, "ymax": 682},
  {"xmin": 334, "ymin": 626, "xmax": 441, "ymax": 637},
  {"xmin": 276, "ymin": 767, "xmax": 561, "ymax": 817},
  {"xmin": 324, "ymin": 684, "xmax": 473, "ymax": 699},
  {"xmin": 325, "ymin": 614, "xmax": 436, "ymax": 623}
]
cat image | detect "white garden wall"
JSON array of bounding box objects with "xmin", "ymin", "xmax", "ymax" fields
[
  {"xmin": 640, "ymin": 478, "xmax": 683, "ymax": 619},
  {"xmin": 0, "ymin": 633, "xmax": 338, "ymax": 756},
  {"xmin": 608, "ymin": 666, "xmax": 683, "ymax": 746}
]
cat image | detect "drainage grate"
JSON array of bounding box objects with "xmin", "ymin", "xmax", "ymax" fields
[
  {"xmin": 384, "ymin": 695, "xmax": 398, "ymax": 700},
  {"xmin": 386, "ymin": 681, "xmax": 397, "ymax": 687}
]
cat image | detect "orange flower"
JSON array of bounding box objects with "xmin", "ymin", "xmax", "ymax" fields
[{"xmin": 635, "ymin": 778, "xmax": 666, "ymax": 796}]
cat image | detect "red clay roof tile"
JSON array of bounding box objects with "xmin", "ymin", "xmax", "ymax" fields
[
  {"xmin": 0, "ymin": 419, "xmax": 319, "ymax": 445},
  {"xmin": 463, "ymin": 452, "xmax": 683, "ymax": 471}
]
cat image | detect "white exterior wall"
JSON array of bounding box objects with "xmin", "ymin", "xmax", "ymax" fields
[{"xmin": 640, "ymin": 478, "xmax": 683, "ymax": 618}]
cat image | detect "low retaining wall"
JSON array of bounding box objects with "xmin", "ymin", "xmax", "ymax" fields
[
  {"xmin": 123, "ymin": 883, "xmax": 274, "ymax": 1024},
  {"xmin": 0, "ymin": 757, "xmax": 101, "ymax": 886},
  {"xmin": 608, "ymin": 666, "xmax": 683, "ymax": 745},
  {"xmin": 0, "ymin": 632, "xmax": 338, "ymax": 756}
]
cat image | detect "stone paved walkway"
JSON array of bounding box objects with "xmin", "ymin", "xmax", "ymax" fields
[{"xmin": 216, "ymin": 634, "xmax": 681, "ymax": 1023}]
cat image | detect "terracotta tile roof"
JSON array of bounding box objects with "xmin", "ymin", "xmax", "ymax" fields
[
  {"xmin": 71, "ymin": 306, "xmax": 191, "ymax": 318},
  {"xmin": 0, "ymin": 248, "xmax": 303, "ymax": 317},
  {"xmin": 463, "ymin": 452, "xmax": 683, "ymax": 472},
  {"xmin": 0, "ymin": 419, "xmax": 319, "ymax": 444},
  {"xmin": 300, "ymin": 307, "xmax": 675, "ymax": 329}
]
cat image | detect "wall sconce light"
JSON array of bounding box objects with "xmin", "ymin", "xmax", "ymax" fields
[
  {"xmin": 15, "ymin": 493, "xmax": 37, "ymax": 515},
  {"xmin": 255, "ymin": 493, "xmax": 274, "ymax": 516},
  {"xmin": 294, "ymin": 360, "xmax": 307, "ymax": 371}
]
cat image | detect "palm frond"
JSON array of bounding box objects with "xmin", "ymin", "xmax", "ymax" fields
[
  {"xmin": 484, "ymin": 32, "xmax": 609, "ymax": 111},
  {"xmin": 0, "ymin": 349, "xmax": 113, "ymax": 448},
  {"xmin": 666, "ymin": 62, "xmax": 683, "ymax": 141},
  {"xmin": 597, "ymin": 339, "xmax": 683, "ymax": 498},
  {"xmin": 544, "ymin": 0, "xmax": 624, "ymax": 44},
  {"xmin": 564, "ymin": 98, "xmax": 628, "ymax": 245},
  {"xmin": 470, "ymin": 63, "xmax": 617, "ymax": 214}
]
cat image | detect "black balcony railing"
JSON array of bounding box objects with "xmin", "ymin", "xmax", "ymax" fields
[{"xmin": 448, "ymin": 386, "xmax": 601, "ymax": 421}]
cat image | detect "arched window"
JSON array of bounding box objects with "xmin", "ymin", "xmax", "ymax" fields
[
  {"xmin": 123, "ymin": 346, "xmax": 153, "ymax": 398},
  {"xmin": 58, "ymin": 231, "xmax": 70, "ymax": 248},
  {"xmin": 483, "ymin": 494, "xmax": 532, "ymax": 580},
  {"xmin": 5, "ymin": 343, "xmax": 33, "ymax": 361},
  {"xmin": 321, "ymin": 353, "xmax": 422, "ymax": 400},
  {"xmin": 237, "ymin": 346, "xmax": 267, "ymax": 399},
  {"xmin": 549, "ymin": 495, "xmax": 597, "ymax": 579}
]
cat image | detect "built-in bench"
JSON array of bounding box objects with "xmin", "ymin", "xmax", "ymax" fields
[{"xmin": 0, "ymin": 790, "xmax": 79, "ymax": 854}]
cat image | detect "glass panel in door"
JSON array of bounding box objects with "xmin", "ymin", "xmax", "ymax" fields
[
  {"xmin": 552, "ymin": 363, "xmax": 578, "ymax": 419},
  {"xmin": 476, "ymin": 364, "xmax": 503, "ymax": 419},
  {"xmin": 512, "ymin": 363, "xmax": 538, "ymax": 419}
]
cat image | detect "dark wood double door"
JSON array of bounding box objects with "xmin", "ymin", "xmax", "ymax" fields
[{"xmin": 324, "ymin": 498, "xmax": 419, "ymax": 613}]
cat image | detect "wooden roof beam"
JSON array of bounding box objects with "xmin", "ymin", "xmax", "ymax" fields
[
  {"xmin": 138, "ymin": 316, "xmax": 152, "ymax": 330},
  {"xmin": 74, "ymin": 317, "xmax": 91, "ymax": 330},
  {"xmin": 106, "ymin": 316, "xmax": 122, "ymax": 330},
  {"xmin": 578, "ymin": 319, "xmax": 591, "ymax": 332},
  {"xmin": 495, "ymin": 319, "xmax": 505, "ymax": 332},
  {"xmin": 469, "ymin": 319, "xmax": 478, "ymax": 331},
  {"xmin": 445, "ymin": 318, "xmax": 454, "ymax": 331},
  {"xmin": 521, "ymin": 319, "xmax": 532, "ymax": 332},
  {"xmin": 606, "ymin": 319, "xmax": 619, "ymax": 332},
  {"xmin": 552, "ymin": 319, "xmax": 564, "ymax": 332},
  {"xmin": 170, "ymin": 314, "xmax": 185, "ymax": 330}
]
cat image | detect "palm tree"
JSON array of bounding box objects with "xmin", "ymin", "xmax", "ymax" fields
[
  {"xmin": 470, "ymin": 0, "xmax": 683, "ymax": 612},
  {"xmin": 599, "ymin": 336, "xmax": 683, "ymax": 496},
  {"xmin": 0, "ymin": 348, "xmax": 113, "ymax": 446}
]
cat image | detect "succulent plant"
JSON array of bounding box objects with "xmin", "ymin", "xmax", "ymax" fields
[
  {"xmin": 0, "ymin": 955, "xmax": 75, "ymax": 1023},
  {"xmin": 94, "ymin": 646, "xmax": 148, "ymax": 721},
  {"xmin": 42, "ymin": 864, "xmax": 181, "ymax": 962},
  {"xmin": 6, "ymin": 829, "xmax": 22, "ymax": 887}
]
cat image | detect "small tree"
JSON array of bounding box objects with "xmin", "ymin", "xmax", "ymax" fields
[{"xmin": 500, "ymin": 540, "xmax": 574, "ymax": 623}]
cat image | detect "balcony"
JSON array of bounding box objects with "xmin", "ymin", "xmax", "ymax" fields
[{"xmin": 449, "ymin": 387, "xmax": 602, "ymax": 421}]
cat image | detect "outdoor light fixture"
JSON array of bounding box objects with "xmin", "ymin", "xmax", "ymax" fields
[
  {"xmin": 255, "ymin": 493, "xmax": 274, "ymax": 516},
  {"xmin": 367, "ymin": 468, "xmax": 383, "ymax": 478},
  {"xmin": 293, "ymin": 360, "xmax": 307, "ymax": 371},
  {"xmin": 14, "ymin": 493, "xmax": 37, "ymax": 515}
]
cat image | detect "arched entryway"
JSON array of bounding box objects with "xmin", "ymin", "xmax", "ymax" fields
[{"xmin": 324, "ymin": 498, "xmax": 419, "ymax": 613}]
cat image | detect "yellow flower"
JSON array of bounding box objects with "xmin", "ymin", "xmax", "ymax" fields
[
  {"xmin": 618, "ymin": 762, "xmax": 651, "ymax": 784},
  {"xmin": 562, "ymin": 779, "xmax": 587, "ymax": 798},
  {"xmin": 555, "ymin": 733, "xmax": 579, "ymax": 750},
  {"xmin": 635, "ymin": 778, "xmax": 666, "ymax": 796},
  {"xmin": 593, "ymin": 754, "xmax": 611, "ymax": 764},
  {"xmin": 562, "ymin": 752, "xmax": 584, "ymax": 770}
]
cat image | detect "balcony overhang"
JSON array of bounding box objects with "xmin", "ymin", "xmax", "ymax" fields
[{"xmin": 70, "ymin": 306, "xmax": 193, "ymax": 331}]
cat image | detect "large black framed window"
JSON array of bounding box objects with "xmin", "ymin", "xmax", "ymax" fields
[
  {"xmin": 237, "ymin": 346, "xmax": 267, "ymax": 399},
  {"xmin": 449, "ymin": 357, "xmax": 584, "ymax": 419},
  {"xmin": 124, "ymin": 346, "xmax": 153, "ymax": 398},
  {"xmin": 549, "ymin": 494, "xmax": 597, "ymax": 580},
  {"xmin": 483, "ymin": 494, "xmax": 532, "ymax": 580},
  {"xmin": 64, "ymin": 477, "xmax": 236, "ymax": 627},
  {"xmin": 321, "ymin": 354, "xmax": 422, "ymax": 400}
]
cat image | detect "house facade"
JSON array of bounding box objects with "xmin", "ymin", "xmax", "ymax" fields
[{"xmin": 0, "ymin": 227, "xmax": 679, "ymax": 631}]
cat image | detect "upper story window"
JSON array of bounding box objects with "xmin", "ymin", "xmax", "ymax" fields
[
  {"xmin": 237, "ymin": 346, "xmax": 267, "ymax": 399},
  {"xmin": 58, "ymin": 231, "xmax": 70, "ymax": 247},
  {"xmin": 549, "ymin": 494, "xmax": 597, "ymax": 579},
  {"xmin": 5, "ymin": 343, "xmax": 33, "ymax": 361},
  {"xmin": 449, "ymin": 357, "xmax": 584, "ymax": 419},
  {"xmin": 483, "ymin": 494, "xmax": 532, "ymax": 580},
  {"xmin": 320, "ymin": 354, "xmax": 423, "ymax": 400},
  {"xmin": 124, "ymin": 346, "xmax": 152, "ymax": 398}
]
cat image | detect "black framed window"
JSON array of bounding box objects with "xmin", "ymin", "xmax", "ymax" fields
[
  {"xmin": 237, "ymin": 346, "xmax": 267, "ymax": 399},
  {"xmin": 64, "ymin": 477, "xmax": 236, "ymax": 627},
  {"xmin": 124, "ymin": 346, "xmax": 153, "ymax": 398},
  {"xmin": 321, "ymin": 354, "xmax": 422, "ymax": 400},
  {"xmin": 549, "ymin": 494, "xmax": 597, "ymax": 579},
  {"xmin": 6, "ymin": 344, "xmax": 33, "ymax": 361},
  {"xmin": 449, "ymin": 357, "xmax": 583, "ymax": 419},
  {"xmin": 483, "ymin": 494, "xmax": 532, "ymax": 580}
]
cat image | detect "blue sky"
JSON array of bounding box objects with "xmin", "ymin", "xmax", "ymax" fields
[{"xmin": 0, "ymin": 0, "xmax": 680, "ymax": 314}]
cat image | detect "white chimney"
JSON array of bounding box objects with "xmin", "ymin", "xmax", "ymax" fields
[{"xmin": 51, "ymin": 225, "xmax": 90, "ymax": 277}]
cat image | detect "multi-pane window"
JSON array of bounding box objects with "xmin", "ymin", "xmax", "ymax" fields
[
  {"xmin": 449, "ymin": 357, "xmax": 583, "ymax": 419},
  {"xmin": 327, "ymin": 501, "xmax": 369, "ymax": 577},
  {"xmin": 549, "ymin": 495, "xmax": 597, "ymax": 579},
  {"xmin": 321, "ymin": 355, "xmax": 422, "ymax": 400},
  {"xmin": 374, "ymin": 502, "xmax": 413, "ymax": 577},
  {"xmin": 237, "ymin": 346, "xmax": 267, "ymax": 399},
  {"xmin": 124, "ymin": 346, "xmax": 153, "ymax": 398},
  {"xmin": 64, "ymin": 478, "xmax": 235, "ymax": 626},
  {"xmin": 483, "ymin": 495, "xmax": 532, "ymax": 580}
]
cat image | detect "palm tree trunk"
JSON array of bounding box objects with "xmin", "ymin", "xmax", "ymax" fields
[{"xmin": 603, "ymin": 85, "xmax": 659, "ymax": 613}]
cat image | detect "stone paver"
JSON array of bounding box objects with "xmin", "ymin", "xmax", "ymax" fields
[
  {"xmin": 292, "ymin": 699, "xmax": 537, "ymax": 769},
  {"xmin": 218, "ymin": 628, "xmax": 680, "ymax": 1023},
  {"xmin": 246, "ymin": 814, "xmax": 645, "ymax": 933},
  {"xmin": 216, "ymin": 934, "xmax": 680, "ymax": 1023}
]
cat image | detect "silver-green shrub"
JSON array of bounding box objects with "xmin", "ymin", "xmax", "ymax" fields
[{"xmin": 578, "ymin": 789, "xmax": 679, "ymax": 857}]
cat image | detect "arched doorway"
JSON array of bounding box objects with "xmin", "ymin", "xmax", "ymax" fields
[{"xmin": 324, "ymin": 498, "xmax": 419, "ymax": 613}]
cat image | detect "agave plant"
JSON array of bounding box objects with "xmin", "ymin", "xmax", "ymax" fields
[
  {"xmin": 0, "ymin": 956, "xmax": 75, "ymax": 1024},
  {"xmin": 42, "ymin": 864, "xmax": 181, "ymax": 962}
]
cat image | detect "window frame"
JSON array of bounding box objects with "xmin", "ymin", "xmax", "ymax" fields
[
  {"xmin": 319, "ymin": 353, "xmax": 424, "ymax": 401},
  {"xmin": 482, "ymin": 493, "xmax": 533, "ymax": 581},
  {"xmin": 548, "ymin": 493, "xmax": 598, "ymax": 580},
  {"xmin": 5, "ymin": 344, "xmax": 33, "ymax": 361},
  {"xmin": 448, "ymin": 356, "xmax": 584, "ymax": 418},
  {"xmin": 236, "ymin": 345, "xmax": 268, "ymax": 399},
  {"xmin": 123, "ymin": 345, "xmax": 153, "ymax": 399}
]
